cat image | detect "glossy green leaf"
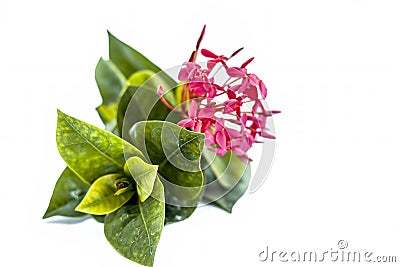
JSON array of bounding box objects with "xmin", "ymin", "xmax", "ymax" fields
[
  {"xmin": 124, "ymin": 70, "xmax": 155, "ymax": 89},
  {"xmin": 116, "ymin": 70, "xmax": 182, "ymax": 138},
  {"xmin": 164, "ymin": 204, "xmax": 196, "ymax": 225},
  {"xmin": 108, "ymin": 31, "xmax": 160, "ymax": 77},
  {"xmin": 75, "ymin": 174, "xmax": 134, "ymax": 215},
  {"xmin": 117, "ymin": 85, "xmax": 179, "ymax": 139},
  {"xmin": 116, "ymin": 69, "xmax": 173, "ymax": 137},
  {"xmin": 129, "ymin": 121, "xmax": 204, "ymax": 203},
  {"xmin": 202, "ymin": 151, "xmax": 251, "ymax": 213},
  {"xmin": 108, "ymin": 31, "xmax": 176, "ymax": 88},
  {"xmin": 96, "ymin": 58, "xmax": 126, "ymax": 105},
  {"xmin": 124, "ymin": 156, "xmax": 158, "ymax": 202},
  {"xmin": 203, "ymin": 149, "xmax": 248, "ymax": 189},
  {"xmin": 56, "ymin": 110, "xmax": 144, "ymax": 184},
  {"xmin": 95, "ymin": 58, "xmax": 126, "ymax": 133},
  {"xmin": 104, "ymin": 177, "xmax": 165, "ymax": 267},
  {"xmin": 122, "ymin": 69, "xmax": 179, "ymax": 105},
  {"xmin": 163, "ymin": 187, "xmax": 197, "ymax": 224},
  {"xmin": 92, "ymin": 215, "xmax": 105, "ymax": 223},
  {"xmin": 43, "ymin": 167, "xmax": 90, "ymax": 219}
]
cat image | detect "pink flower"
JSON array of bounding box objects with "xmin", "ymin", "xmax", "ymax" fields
[
  {"xmin": 188, "ymin": 76, "xmax": 217, "ymax": 98},
  {"xmin": 178, "ymin": 100, "xmax": 215, "ymax": 132},
  {"xmin": 162, "ymin": 26, "xmax": 279, "ymax": 161},
  {"xmin": 177, "ymin": 100, "xmax": 200, "ymax": 131},
  {"xmin": 208, "ymin": 119, "xmax": 229, "ymax": 156},
  {"xmin": 226, "ymin": 59, "xmax": 267, "ymax": 98},
  {"xmin": 178, "ymin": 62, "xmax": 202, "ymax": 81},
  {"xmin": 201, "ymin": 49, "xmax": 228, "ymax": 70}
]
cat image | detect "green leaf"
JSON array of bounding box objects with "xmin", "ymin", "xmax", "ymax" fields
[
  {"xmin": 75, "ymin": 174, "xmax": 134, "ymax": 215},
  {"xmin": 163, "ymin": 188, "xmax": 197, "ymax": 225},
  {"xmin": 108, "ymin": 31, "xmax": 161, "ymax": 77},
  {"xmin": 108, "ymin": 31, "xmax": 176, "ymax": 88},
  {"xmin": 124, "ymin": 70, "xmax": 156, "ymax": 89},
  {"xmin": 203, "ymin": 149, "xmax": 248, "ymax": 189},
  {"xmin": 129, "ymin": 121, "xmax": 204, "ymax": 203},
  {"xmin": 202, "ymin": 151, "xmax": 251, "ymax": 213},
  {"xmin": 96, "ymin": 58, "xmax": 126, "ymax": 105},
  {"xmin": 164, "ymin": 204, "xmax": 196, "ymax": 225},
  {"xmin": 117, "ymin": 85, "xmax": 179, "ymax": 138},
  {"xmin": 105, "ymin": 32, "xmax": 184, "ymax": 137},
  {"xmin": 104, "ymin": 177, "xmax": 165, "ymax": 267},
  {"xmin": 124, "ymin": 156, "xmax": 158, "ymax": 202},
  {"xmin": 43, "ymin": 167, "xmax": 90, "ymax": 219},
  {"xmin": 95, "ymin": 58, "xmax": 126, "ymax": 133},
  {"xmin": 56, "ymin": 109, "xmax": 144, "ymax": 184},
  {"xmin": 92, "ymin": 215, "xmax": 105, "ymax": 223},
  {"xmin": 116, "ymin": 68, "xmax": 182, "ymax": 138}
]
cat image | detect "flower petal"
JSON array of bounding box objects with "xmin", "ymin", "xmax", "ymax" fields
[
  {"xmin": 261, "ymin": 129, "xmax": 276, "ymax": 139},
  {"xmin": 216, "ymin": 131, "xmax": 227, "ymax": 149},
  {"xmin": 198, "ymin": 107, "xmax": 214, "ymax": 118},
  {"xmin": 227, "ymin": 67, "xmax": 246, "ymax": 78},
  {"xmin": 259, "ymin": 80, "xmax": 267, "ymax": 98},
  {"xmin": 245, "ymin": 85, "xmax": 258, "ymax": 100},
  {"xmin": 248, "ymin": 73, "xmax": 260, "ymax": 86},
  {"xmin": 188, "ymin": 100, "xmax": 198, "ymax": 118},
  {"xmin": 201, "ymin": 49, "xmax": 218, "ymax": 58},
  {"xmin": 178, "ymin": 119, "xmax": 195, "ymax": 128},
  {"xmin": 238, "ymin": 77, "xmax": 250, "ymax": 93},
  {"xmin": 205, "ymin": 132, "xmax": 215, "ymax": 146}
]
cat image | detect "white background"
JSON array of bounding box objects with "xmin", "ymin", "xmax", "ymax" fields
[{"xmin": 1, "ymin": 0, "xmax": 399, "ymax": 266}]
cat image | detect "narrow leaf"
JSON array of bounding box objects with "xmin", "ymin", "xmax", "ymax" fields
[
  {"xmin": 108, "ymin": 32, "xmax": 176, "ymax": 87},
  {"xmin": 108, "ymin": 31, "xmax": 162, "ymax": 77},
  {"xmin": 95, "ymin": 58, "xmax": 127, "ymax": 134},
  {"xmin": 95, "ymin": 58, "xmax": 126, "ymax": 105}
]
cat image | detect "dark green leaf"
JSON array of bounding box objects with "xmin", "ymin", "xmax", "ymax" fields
[
  {"xmin": 104, "ymin": 177, "xmax": 165, "ymax": 267},
  {"xmin": 75, "ymin": 174, "xmax": 134, "ymax": 215},
  {"xmin": 56, "ymin": 109, "xmax": 144, "ymax": 184},
  {"xmin": 95, "ymin": 58, "xmax": 126, "ymax": 133},
  {"xmin": 129, "ymin": 121, "xmax": 204, "ymax": 204},
  {"xmin": 124, "ymin": 156, "xmax": 158, "ymax": 202},
  {"xmin": 95, "ymin": 58, "xmax": 126, "ymax": 105},
  {"xmin": 108, "ymin": 31, "xmax": 176, "ymax": 88},
  {"xmin": 108, "ymin": 31, "xmax": 160, "ymax": 77},
  {"xmin": 105, "ymin": 32, "xmax": 185, "ymax": 136},
  {"xmin": 117, "ymin": 85, "xmax": 179, "ymax": 138},
  {"xmin": 92, "ymin": 215, "xmax": 105, "ymax": 223},
  {"xmin": 165, "ymin": 204, "xmax": 196, "ymax": 225},
  {"xmin": 202, "ymin": 151, "xmax": 251, "ymax": 213},
  {"xmin": 43, "ymin": 167, "xmax": 89, "ymax": 219}
]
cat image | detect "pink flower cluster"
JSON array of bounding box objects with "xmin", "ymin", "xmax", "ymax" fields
[{"xmin": 159, "ymin": 26, "xmax": 279, "ymax": 161}]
